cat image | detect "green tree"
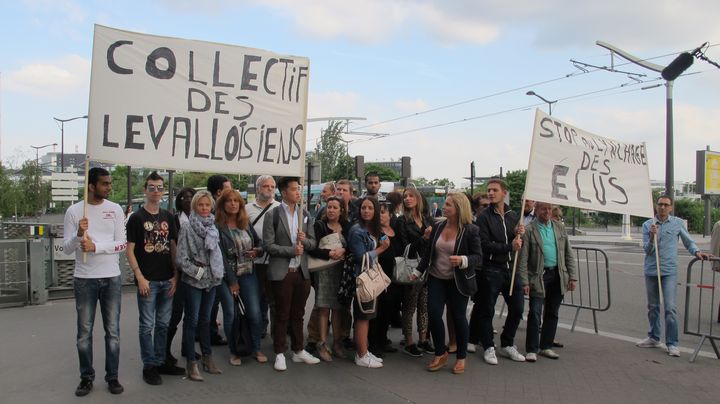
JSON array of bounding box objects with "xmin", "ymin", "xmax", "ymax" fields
[
  {"xmin": 429, "ymin": 178, "xmax": 455, "ymax": 188},
  {"xmin": 365, "ymin": 163, "xmax": 400, "ymax": 182},
  {"xmin": 315, "ymin": 121, "xmax": 351, "ymax": 181},
  {"xmin": 505, "ymin": 169, "xmax": 526, "ymax": 212},
  {"xmin": 411, "ymin": 177, "xmax": 429, "ymax": 187}
]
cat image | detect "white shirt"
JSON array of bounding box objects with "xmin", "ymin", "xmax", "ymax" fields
[
  {"xmin": 247, "ymin": 199, "xmax": 280, "ymax": 264},
  {"xmin": 63, "ymin": 199, "xmax": 127, "ymax": 278},
  {"xmin": 281, "ymin": 201, "xmax": 300, "ymax": 269}
]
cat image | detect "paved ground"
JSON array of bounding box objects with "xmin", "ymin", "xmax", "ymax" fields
[{"xmin": 1, "ymin": 289, "xmax": 718, "ymax": 404}]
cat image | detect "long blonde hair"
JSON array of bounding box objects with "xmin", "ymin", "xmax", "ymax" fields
[{"xmin": 446, "ymin": 193, "xmax": 474, "ymax": 230}]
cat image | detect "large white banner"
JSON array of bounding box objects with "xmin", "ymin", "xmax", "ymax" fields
[
  {"xmin": 525, "ymin": 109, "xmax": 654, "ymax": 218},
  {"xmin": 87, "ymin": 25, "xmax": 309, "ymax": 176}
]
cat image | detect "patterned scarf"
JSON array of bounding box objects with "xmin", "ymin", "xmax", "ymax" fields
[{"xmin": 188, "ymin": 211, "xmax": 224, "ymax": 280}]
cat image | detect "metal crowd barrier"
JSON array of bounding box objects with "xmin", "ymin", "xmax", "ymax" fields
[
  {"xmin": 498, "ymin": 246, "xmax": 611, "ymax": 333},
  {"xmin": 564, "ymin": 246, "xmax": 611, "ymax": 333},
  {"xmin": 683, "ymin": 257, "xmax": 720, "ymax": 363}
]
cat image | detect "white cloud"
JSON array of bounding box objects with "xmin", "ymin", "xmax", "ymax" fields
[
  {"xmin": 394, "ymin": 98, "xmax": 429, "ymax": 111},
  {"xmin": 5, "ymin": 55, "xmax": 90, "ymax": 97}
]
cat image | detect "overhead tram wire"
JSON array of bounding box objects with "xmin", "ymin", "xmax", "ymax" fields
[
  {"xmin": 304, "ymin": 44, "xmax": 719, "ymax": 148},
  {"xmin": 350, "ymin": 44, "xmax": 719, "ymax": 133},
  {"xmin": 348, "ymin": 72, "xmax": 712, "ymax": 144}
]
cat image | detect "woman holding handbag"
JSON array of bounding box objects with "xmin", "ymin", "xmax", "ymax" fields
[
  {"xmin": 176, "ymin": 190, "xmax": 224, "ymax": 381},
  {"xmin": 398, "ymin": 187, "xmax": 433, "ymax": 356},
  {"xmin": 418, "ymin": 193, "xmax": 482, "ymax": 374},
  {"xmin": 215, "ymin": 189, "xmax": 266, "ymax": 365},
  {"xmin": 347, "ymin": 197, "xmax": 390, "ymax": 368},
  {"xmin": 307, "ymin": 196, "xmax": 350, "ymax": 362}
]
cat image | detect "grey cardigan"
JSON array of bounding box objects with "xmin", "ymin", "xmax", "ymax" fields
[{"xmin": 176, "ymin": 224, "xmax": 224, "ymax": 290}]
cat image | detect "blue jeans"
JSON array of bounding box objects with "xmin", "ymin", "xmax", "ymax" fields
[
  {"xmin": 427, "ymin": 275, "xmax": 470, "ymax": 359},
  {"xmin": 644, "ymin": 274, "xmax": 678, "ymax": 347},
  {"xmin": 182, "ymin": 284, "xmax": 217, "ymax": 358},
  {"xmin": 238, "ymin": 271, "xmax": 264, "ymax": 353},
  {"xmin": 74, "ymin": 276, "xmax": 122, "ymax": 382},
  {"xmin": 216, "ymin": 281, "xmax": 238, "ymax": 355},
  {"xmin": 137, "ymin": 280, "xmax": 174, "ymax": 367},
  {"xmin": 526, "ymin": 269, "xmax": 563, "ymax": 353}
]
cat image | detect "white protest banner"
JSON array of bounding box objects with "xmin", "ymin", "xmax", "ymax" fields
[
  {"xmin": 525, "ymin": 109, "xmax": 654, "ymax": 218},
  {"xmin": 87, "ymin": 25, "xmax": 309, "ymax": 176}
]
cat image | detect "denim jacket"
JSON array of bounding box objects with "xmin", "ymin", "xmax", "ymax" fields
[
  {"xmin": 347, "ymin": 223, "xmax": 378, "ymax": 276},
  {"xmin": 642, "ymin": 215, "xmax": 698, "ymax": 277}
]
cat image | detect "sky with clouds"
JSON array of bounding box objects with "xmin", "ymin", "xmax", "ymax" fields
[{"xmin": 1, "ymin": 0, "xmax": 719, "ymax": 187}]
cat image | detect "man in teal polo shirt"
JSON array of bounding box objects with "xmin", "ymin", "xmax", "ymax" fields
[{"xmin": 518, "ymin": 201, "xmax": 577, "ymax": 361}]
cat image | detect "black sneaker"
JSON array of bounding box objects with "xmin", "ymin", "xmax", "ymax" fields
[
  {"xmin": 107, "ymin": 379, "xmax": 124, "ymax": 394},
  {"xmin": 211, "ymin": 335, "xmax": 228, "ymax": 346},
  {"xmin": 74, "ymin": 379, "xmax": 93, "ymax": 397},
  {"xmin": 384, "ymin": 344, "xmax": 399, "ymax": 353},
  {"xmin": 166, "ymin": 351, "xmax": 178, "ymax": 365},
  {"xmin": 143, "ymin": 366, "xmax": 162, "ymax": 386},
  {"xmin": 157, "ymin": 362, "xmax": 185, "ymax": 376},
  {"xmin": 418, "ymin": 341, "xmax": 435, "ymax": 354},
  {"xmin": 403, "ymin": 344, "xmax": 423, "ymax": 357}
]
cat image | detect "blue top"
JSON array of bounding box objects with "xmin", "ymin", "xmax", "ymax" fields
[
  {"xmin": 537, "ymin": 221, "xmax": 557, "ymax": 268},
  {"xmin": 642, "ymin": 215, "xmax": 699, "ymax": 276},
  {"xmin": 347, "ymin": 223, "xmax": 378, "ymax": 276}
]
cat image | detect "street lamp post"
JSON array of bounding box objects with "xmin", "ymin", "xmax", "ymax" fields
[
  {"xmin": 526, "ymin": 91, "xmax": 557, "ymax": 116},
  {"xmin": 595, "ymin": 41, "xmax": 693, "ymax": 197},
  {"xmin": 53, "ymin": 115, "xmax": 87, "ymax": 173},
  {"xmin": 30, "ymin": 143, "xmax": 57, "ymax": 214}
]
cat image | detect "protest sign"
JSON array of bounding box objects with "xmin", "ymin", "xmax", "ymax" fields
[
  {"xmin": 525, "ymin": 109, "xmax": 654, "ymax": 218},
  {"xmin": 87, "ymin": 25, "xmax": 309, "ymax": 176}
]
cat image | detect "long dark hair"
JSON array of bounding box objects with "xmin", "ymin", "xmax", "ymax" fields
[{"xmin": 358, "ymin": 197, "xmax": 381, "ymax": 238}]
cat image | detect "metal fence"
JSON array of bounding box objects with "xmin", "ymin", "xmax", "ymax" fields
[
  {"xmin": 499, "ymin": 246, "xmax": 611, "ymax": 333},
  {"xmin": 683, "ymin": 257, "xmax": 720, "ymax": 363},
  {"xmin": 0, "ymin": 221, "xmax": 135, "ymax": 304},
  {"xmin": 0, "ymin": 239, "xmax": 29, "ymax": 308},
  {"xmin": 564, "ymin": 246, "xmax": 611, "ymax": 332}
]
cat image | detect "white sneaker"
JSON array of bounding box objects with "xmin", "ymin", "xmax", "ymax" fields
[
  {"xmin": 539, "ymin": 349, "xmax": 560, "ymax": 359},
  {"xmin": 292, "ymin": 349, "xmax": 320, "ymax": 364},
  {"xmin": 368, "ymin": 351, "xmax": 384, "ymax": 363},
  {"xmin": 274, "ymin": 354, "xmax": 287, "ymax": 371},
  {"xmin": 355, "ymin": 353, "xmax": 383, "ymax": 368},
  {"xmin": 501, "ymin": 345, "xmax": 526, "ymax": 362},
  {"xmin": 667, "ymin": 345, "xmax": 681, "ymax": 357},
  {"xmin": 636, "ymin": 337, "xmax": 663, "ymax": 348},
  {"xmin": 483, "ymin": 347, "xmax": 498, "ymax": 365},
  {"xmin": 467, "ymin": 343, "xmax": 477, "ymax": 353},
  {"xmin": 525, "ymin": 352, "xmax": 537, "ymax": 362}
]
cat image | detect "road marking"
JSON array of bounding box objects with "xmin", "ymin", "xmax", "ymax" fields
[{"xmin": 555, "ymin": 321, "xmax": 717, "ymax": 359}]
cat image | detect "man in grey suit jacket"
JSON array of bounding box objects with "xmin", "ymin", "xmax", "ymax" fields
[
  {"xmin": 263, "ymin": 177, "xmax": 319, "ymax": 371},
  {"xmin": 518, "ymin": 201, "xmax": 577, "ymax": 362}
]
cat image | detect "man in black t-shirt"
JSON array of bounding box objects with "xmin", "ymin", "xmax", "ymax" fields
[{"xmin": 126, "ymin": 172, "xmax": 184, "ymax": 385}]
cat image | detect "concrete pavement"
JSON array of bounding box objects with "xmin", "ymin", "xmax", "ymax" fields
[{"xmin": 1, "ymin": 290, "xmax": 718, "ymax": 404}]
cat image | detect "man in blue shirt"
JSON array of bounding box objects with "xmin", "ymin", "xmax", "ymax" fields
[{"xmin": 638, "ymin": 195, "xmax": 710, "ymax": 357}]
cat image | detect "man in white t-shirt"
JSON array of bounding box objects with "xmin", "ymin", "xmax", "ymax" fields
[{"xmin": 63, "ymin": 167, "xmax": 127, "ymax": 397}]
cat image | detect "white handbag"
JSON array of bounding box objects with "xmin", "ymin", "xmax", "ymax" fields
[
  {"xmin": 393, "ymin": 244, "xmax": 423, "ymax": 284},
  {"xmin": 355, "ymin": 253, "xmax": 391, "ymax": 308}
]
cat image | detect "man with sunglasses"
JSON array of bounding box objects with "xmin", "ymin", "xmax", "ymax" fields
[
  {"xmin": 126, "ymin": 172, "xmax": 184, "ymax": 384},
  {"xmin": 638, "ymin": 195, "xmax": 710, "ymax": 357}
]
